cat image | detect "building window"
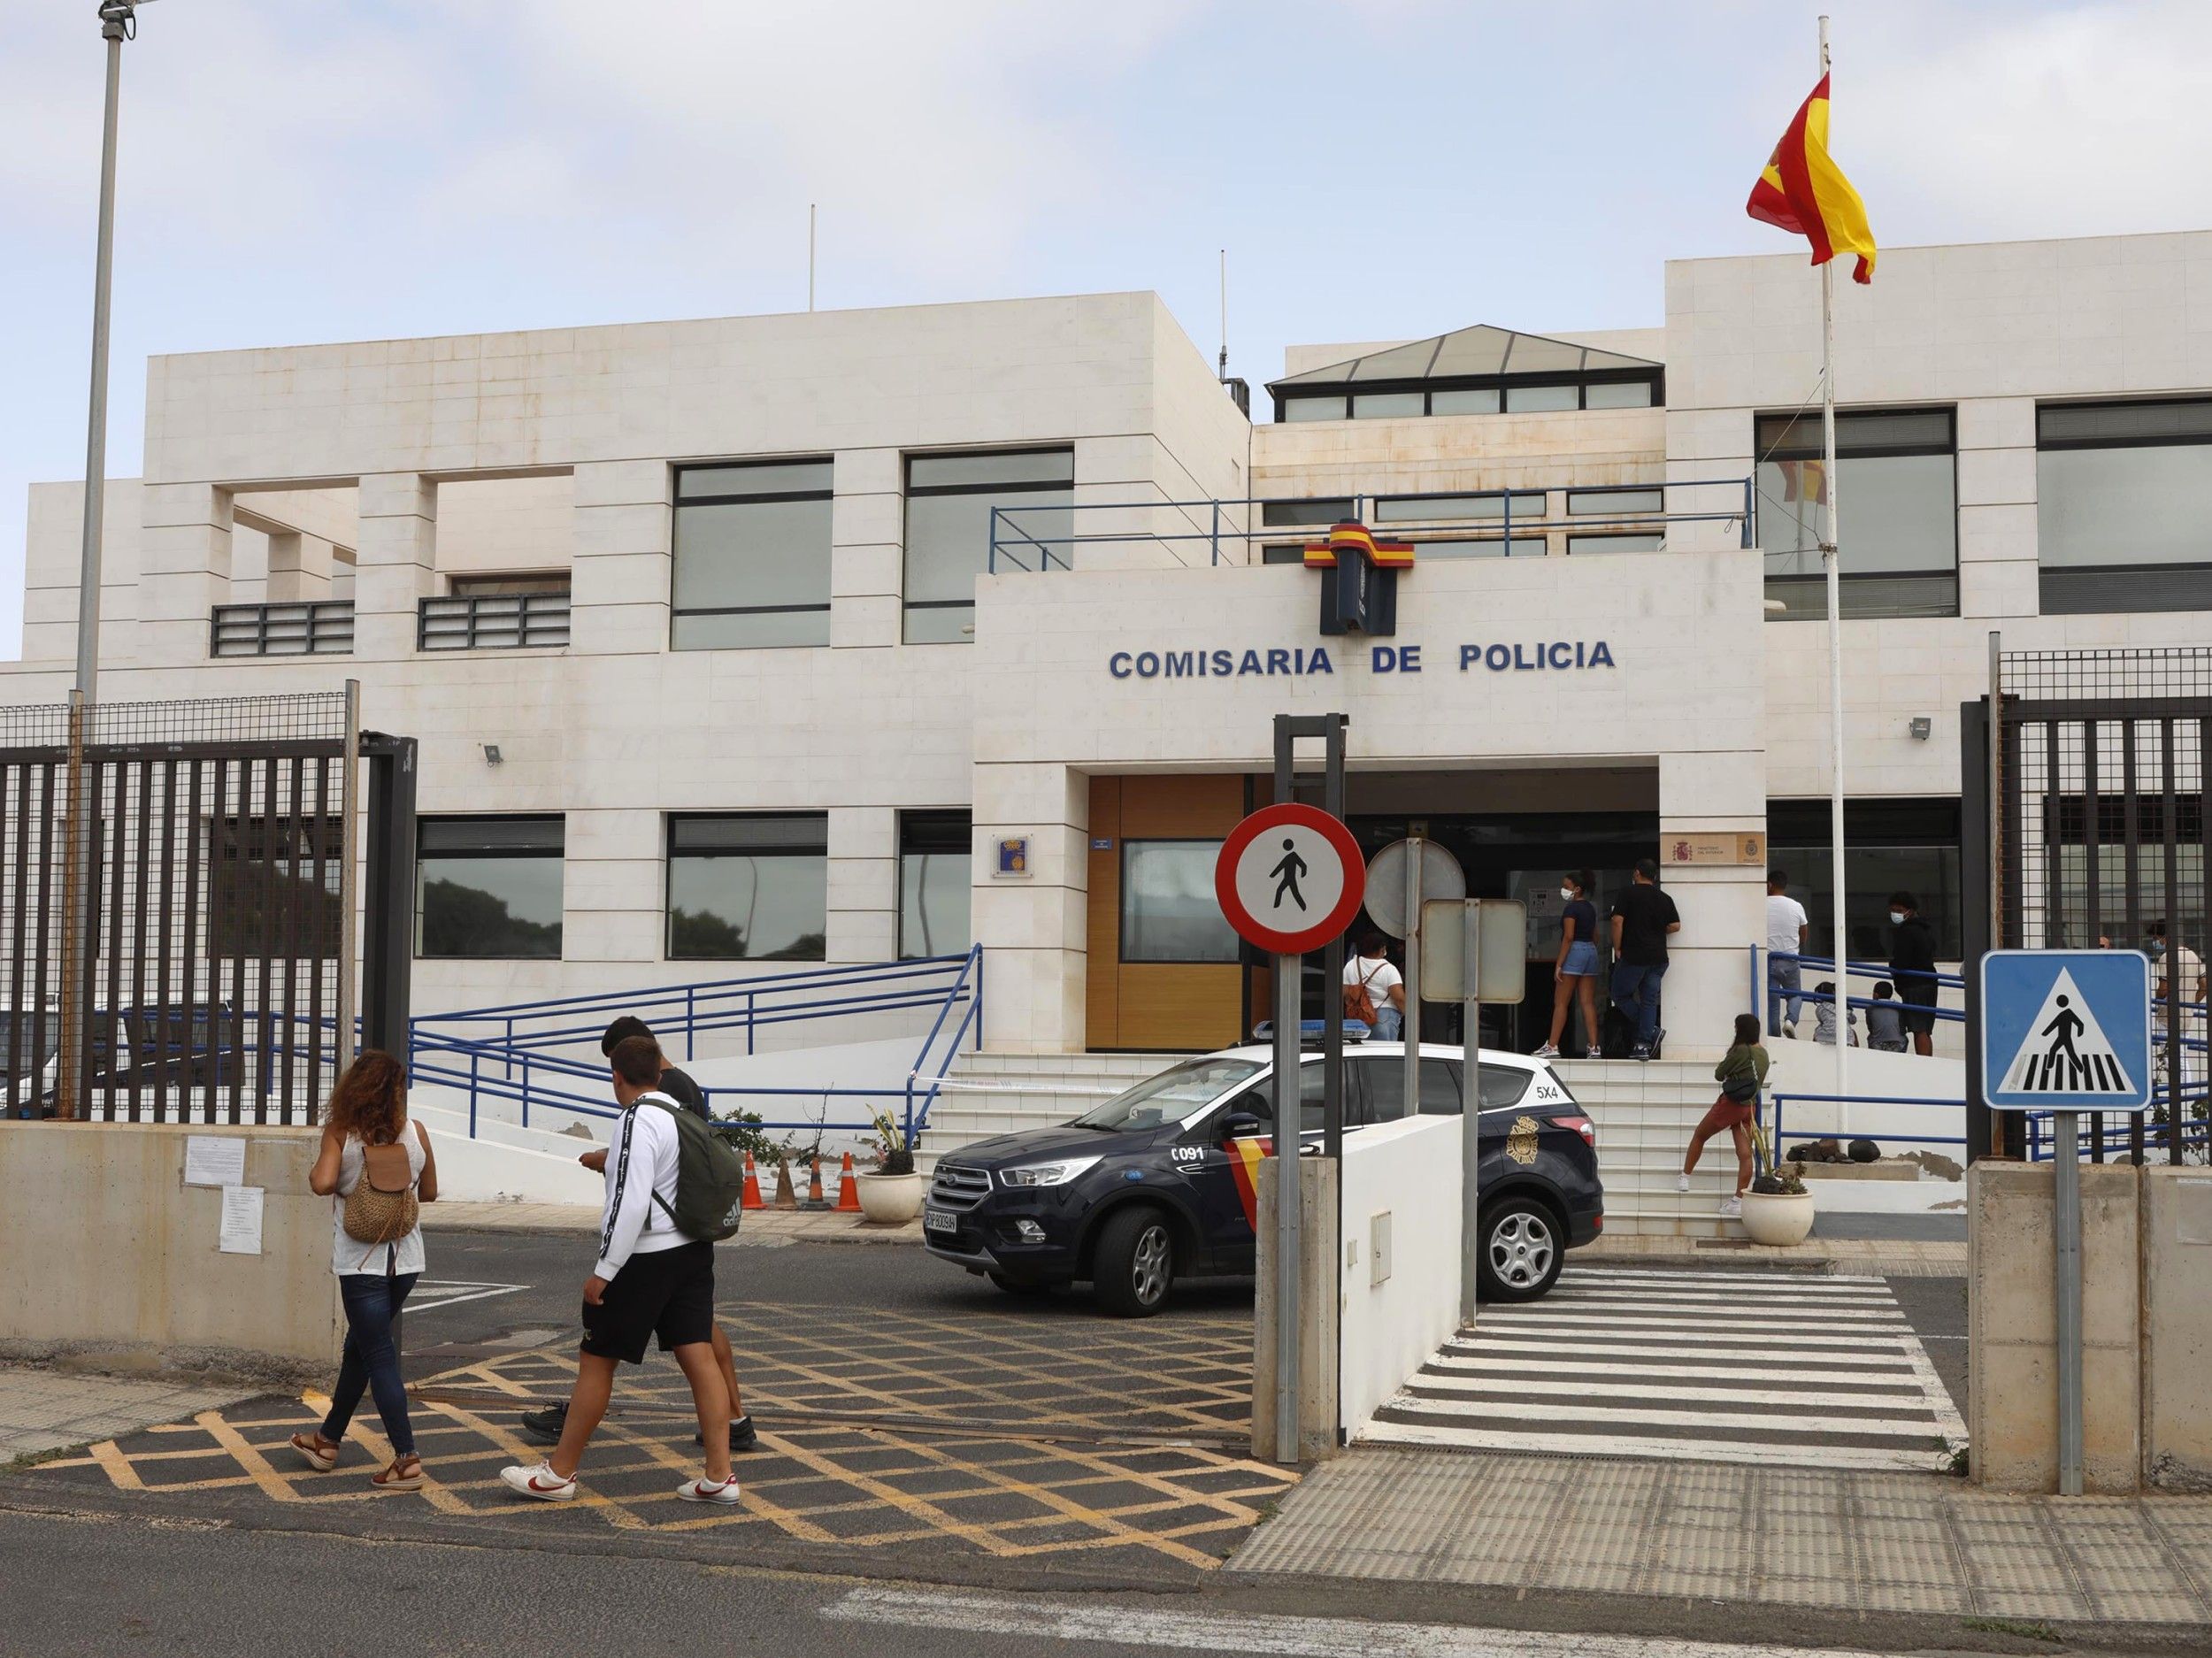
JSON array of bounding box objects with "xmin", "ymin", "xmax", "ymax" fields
[
  {"xmin": 1756, "ymin": 408, "xmax": 1957, "ymax": 620},
  {"xmin": 1282, "ymin": 395, "xmax": 1348, "ymax": 422},
  {"xmin": 672, "ymin": 460, "xmax": 833, "ymax": 649},
  {"xmin": 1568, "ymin": 487, "xmax": 1663, "ymax": 516},
  {"xmin": 667, "ymin": 813, "xmax": 827, "ymax": 961},
  {"xmin": 1767, "ymin": 798, "xmax": 1962, "ymax": 963},
  {"xmin": 1121, "ymin": 840, "xmax": 1239, "ymax": 963},
  {"xmin": 417, "ymin": 817, "xmax": 564, "ymax": 960},
  {"xmin": 1584, "ymin": 380, "xmax": 1656, "ymax": 410},
  {"xmin": 2038, "ymin": 398, "xmax": 2212, "ymax": 614},
  {"xmin": 211, "ymin": 816, "xmax": 345, "ymax": 958},
  {"xmin": 419, "ymin": 575, "xmax": 571, "ymax": 651},
  {"xmin": 1430, "ymin": 388, "xmax": 1502, "ymax": 416},
  {"xmin": 1373, "ymin": 491, "xmax": 1545, "ymax": 525},
  {"xmin": 903, "ymin": 449, "xmax": 1073, "ymax": 643},
  {"xmin": 899, "ymin": 811, "xmax": 971, "ymax": 959},
  {"xmin": 1351, "ymin": 392, "xmax": 1425, "ymax": 419},
  {"xmin": 1505, "ymin": 383, "xmax": 1579, "ymax": 413},
  {"xmin": 1567, "ymin": 533, "xmax": 1663, "ymax": 554},
  {"xmin": 1261, "ymin": 498, "xmax": 1356, "ymax": 528}
]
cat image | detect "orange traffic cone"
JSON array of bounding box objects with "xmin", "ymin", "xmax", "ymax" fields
[
  {"xmin": 741, "ymin": 1150, "xmax": 764, "ymax": 1211},
  {"xmin": 805, "ymin": 1156, "xmax": 826, "ymax": 1209},
  {"xmin": 772, "ymin": 1161, "xmax": 799, "ymax": 1210},
  {"xmin": 835, "ymin": 1151, "xmax": 861, "ymax": 1212}
]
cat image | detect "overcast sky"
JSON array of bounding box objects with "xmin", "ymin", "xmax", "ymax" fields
[{"xmin": 4, "ymin": 0, "xmax": 2210, "ymax": 659}]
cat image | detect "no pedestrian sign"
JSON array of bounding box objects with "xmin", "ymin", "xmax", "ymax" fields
[
  {"xmin": 1981, "ymin": 949, "xmax": 2154, "ymax": 1113},
  {"xmin": 1215, "ymin": 803, "xmax": 1365, "ymax": 956}
]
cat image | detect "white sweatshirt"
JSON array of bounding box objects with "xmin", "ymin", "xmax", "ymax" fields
[{"xmin": 593, "ymin": 1093, "xmax": 692, "ymax": 1281}]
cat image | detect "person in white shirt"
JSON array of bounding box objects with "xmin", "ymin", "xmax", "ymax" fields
[
  {"xmin": 500, "ymin": 1035, "xmax": 737, "ymax": 1507},
  {"xmin": 1342, "ymin": 932, "xmax": 1406, "ymax": 1040},
  {"xmin": 1765, "ymin": 870, "xmax": 1810, "ymax": 1039},
  {"xmin": 2147, "ymin": 920, "xmax": 2207, "ymax": 1091}
]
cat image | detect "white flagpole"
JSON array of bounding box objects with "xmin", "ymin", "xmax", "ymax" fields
[{"xmin": 1819, "ymin": 15, "xmax": 1849, "ymax": 1132}]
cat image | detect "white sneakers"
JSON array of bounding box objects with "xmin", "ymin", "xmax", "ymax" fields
[
  {"xmin": 1675, "ymin": 1172, "xmax": 1691, "ymax": 1193},
  {"xmin": 500, "ymin": 1462, "xmax": 577, "ymax": 1501},
  {"xmin": 676, "ymin": 1475, "xmax": 742, "ymax": 1505},
  {"xmin": 1532, "ymin": 1042, "xmax": 1561, "ymax": 1059},
  {"xmin": 1718, "ymin": 1196, "xmax": 1744, "ymax": 1218},
  {"xmin": 500, "ymin": 1460, "xmax": 741, "ymax": 1506},
  {"xmin": 1783, "ymin": 1021, "xmax": 1798, "ymax": 1040}
]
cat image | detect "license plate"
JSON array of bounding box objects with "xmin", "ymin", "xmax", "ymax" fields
[{"xmin": 923, "ymin": 1207, "xmax": 958, "ymax": 1235}]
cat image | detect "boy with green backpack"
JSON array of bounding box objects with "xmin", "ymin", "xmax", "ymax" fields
[{"xmin": 500, "ymin": 1034, "xmax": 745, "ymax": 1506}]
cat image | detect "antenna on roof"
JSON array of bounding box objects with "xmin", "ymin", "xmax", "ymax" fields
[
  {"xmin": 809, "ymin": 203, "xmax": 818, "ymax": 312},
  {"xmin": 1217, "ymin": 248, "xmax": 1228, "ymax": 379}
]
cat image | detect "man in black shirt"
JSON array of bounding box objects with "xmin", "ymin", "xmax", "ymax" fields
[
  {"xmin": 1886, "ymin": 892, "xmax": 1939, "ymax": 1058},
  {"xmin": 521, "ymin": 1016, "xmax": 757, "ymax": 1454},
  {"xmin": 1609, "ymin": 858, "xmax": 1681, "ymax": 1061}
]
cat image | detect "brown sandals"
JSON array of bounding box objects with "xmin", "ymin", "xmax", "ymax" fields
[
  {"xmin": 288, "ymin": 1431, "xmax": 340, "ymax": 1472},
  {"xmin": 371, "ymin": 1454, "xmax": 423, "ymax": 1491}
]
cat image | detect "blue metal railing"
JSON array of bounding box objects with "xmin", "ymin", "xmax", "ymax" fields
[
  {"xmin": 1768, "ymin": 1091, "xmax": 1967, "ymax": 1155},
  {"xmin": 406, "ymin": 947, "xmax": 984, "ymax": 1149},
  {"xmin": 988, "ymin": 479, "xmax": 1757, "ymax": 572},
  {"xmin": 1750, "ymin": 944, "xmax": 1964, "ymax": 1044}
]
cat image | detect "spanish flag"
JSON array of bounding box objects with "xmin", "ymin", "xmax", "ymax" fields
[{"xmin": 1747, "ymin": 73, "xmax": 1877, "ymax": 284}]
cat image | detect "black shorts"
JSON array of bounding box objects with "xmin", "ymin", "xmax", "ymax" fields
[
  {"xmin": 1899, "ymin": 999, "xmax": 1938, "ymax": 1036},
  {"xmin": 580, "ymin": 1240, "xmax": 715, "ymax": 1365}
]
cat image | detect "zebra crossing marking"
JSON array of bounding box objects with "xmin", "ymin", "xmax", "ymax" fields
[{"xmin": 1362, "ymin": 1267, "xmax": 1964, "ymax": 1472}]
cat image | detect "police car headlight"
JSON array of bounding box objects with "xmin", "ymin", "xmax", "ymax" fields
[{"xmin": 998, "ymin": 1156, "xmax": 1102, "ymax": 1188}]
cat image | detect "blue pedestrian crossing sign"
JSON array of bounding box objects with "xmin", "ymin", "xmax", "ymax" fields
[{"xmin": 1981, "ymin": 949, "xmax": 2154, "ymax": 1113}]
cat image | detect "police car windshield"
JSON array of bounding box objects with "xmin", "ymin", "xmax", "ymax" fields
[{"xmin": 1074, "ymin": 1056, "xmax": 1263, "ymax": 1131}]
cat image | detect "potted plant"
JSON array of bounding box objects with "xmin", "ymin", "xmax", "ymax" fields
[
  {"xmin": 856, "ymin": 1110, "xmax": 926, "ymax": 1224},
  {"xmin": 1739, "ymin": 1165, "xmax": 1816, "ymax": 1246}
]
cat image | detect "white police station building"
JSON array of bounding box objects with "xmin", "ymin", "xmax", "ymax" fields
[{"xmin": 11, "ymin": 227, "xmax": 2211, "ymax": 1060}]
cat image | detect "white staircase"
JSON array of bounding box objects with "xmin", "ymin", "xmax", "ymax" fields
[
  {"xmin": 916, "ymin": 1051, "xmax": 1183, "ymax": 1172},
  {"xmin": 1555, "ymin": 1059, "xmax": 1751, "ymax": 1238}
]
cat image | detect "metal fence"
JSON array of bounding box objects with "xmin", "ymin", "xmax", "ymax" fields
[
  {"xmin": 1969, "ymin": 647, "xmax": 2210, "ymax": 1163},
  {"xmin": 0, "ymin": 690, "xmax": 357, "ymax": 1125}
]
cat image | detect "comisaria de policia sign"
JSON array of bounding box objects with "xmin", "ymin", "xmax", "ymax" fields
[{"xmin": 1107, "ymin": 641, "xmax": 1617, "ymax": 679}]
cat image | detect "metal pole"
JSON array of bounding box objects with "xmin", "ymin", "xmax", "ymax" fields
[
  {"xmin": 76, "ymin": 12, "xmax": 127, "ymax": 702},
  {"xmin": 1271, "ymin": 716, "xmax": 1301, "ymax": 1464},
  {"xmin": 808, "ymin": 203, "xmax": 816, "ymax": 312},
  {"xmin": 334, "ymin": 680, "xmax": 362, "ymax": 1076},
  {"xmin": 1986, "ymin": 629, "xmax": 2006, "ymax": 1159},
  {"xmin": 1322, "ymin": 718, "xmax": 1346, "ymax": 1164},
  {"xmin": 1272, "ymin": 950, "xmax": 1301, "ymax": 1463},
  {"xmin": 1459, "ymin": 902, "xmax": 1483, "ymax": 1328},
  {"xmin": 1818, "ymin": 17, "xmax": 1848, "ymax": 1135},
  {"xmin": 1403, "ymin": 835, "xmax": 1422, "ymax": 1123},
  {"xmin": 2054, "ymin": 1109, "xmax": 2084, "ymax": 1495}
]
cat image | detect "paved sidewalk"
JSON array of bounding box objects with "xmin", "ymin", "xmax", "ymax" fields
[
  {"xmin": 1232, "ymin": 1447, "xmax": 2212, "ymax": 1627},
  {"xmin": 1579, "ymin": 1231, "xmax": 1966, "ymax": 1278},
  {"xmin": 423, "ymin": 1199, "xmax": 921, "ymax": 1244},
  {"xmin": 0, "ymin": 1366, "xmax": 249, "ymax": 1467}
]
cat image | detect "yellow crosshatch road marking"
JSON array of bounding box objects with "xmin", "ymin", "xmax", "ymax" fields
[{"xmin": 31, "ymin": 1301, "xmax": 1289, "ymax": 1570}]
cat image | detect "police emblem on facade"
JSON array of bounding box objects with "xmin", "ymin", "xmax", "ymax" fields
[{"xmin": 1303, "ymin": 521, "xmax": 1413, "ymax": 637}]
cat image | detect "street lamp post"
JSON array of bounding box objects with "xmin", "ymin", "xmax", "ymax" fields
[{"xmin": 58, "ymin": 0, "xmax": 152, "ymax": 1118}]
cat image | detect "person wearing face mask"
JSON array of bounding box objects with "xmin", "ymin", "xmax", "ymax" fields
[
  {"xmin": 1886, "ymin": 891, "xmax": 1939, "ymax": 1057},
  {"xmin": 2146, "ymin": 921, "xmax": 2206, "ymax": 1084},
  {"xmin": 1534, "ymin": 870, "xmax": 1601, "ymax": 1059}
]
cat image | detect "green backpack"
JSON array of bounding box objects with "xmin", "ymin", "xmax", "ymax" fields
[{"xmin": 638, "ymin": 1094, "xmax": 745, "ymax": 1242}]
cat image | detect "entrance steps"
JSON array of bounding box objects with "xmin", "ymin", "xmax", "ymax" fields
[
  {"xmin": 1555, "ymin": 1059, "xmax": 1748, "ymax": 1239},
  {"xmin": 917, "ymin": 1051, "xmax": 1182, "ymax": 1173}
]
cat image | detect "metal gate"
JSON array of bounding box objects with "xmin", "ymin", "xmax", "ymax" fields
[
  {"xmin": 1963, "ymin": 646, "xmax": 2209, "ymax": 1164},
  {"xmin": 0, "ymin": 690, "xmax": 359, "ymax": 1125}
]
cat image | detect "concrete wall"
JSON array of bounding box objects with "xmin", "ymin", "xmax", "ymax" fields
[
  {"xmin": 1968, "ymin": 1160, "xmax": 2141, "ymax": 1493},
  {"xmin": 0, "ymin": 1125, "xmax": 342, "ymax": 1377},
  {"xmin": 2141, "ymin": 1164, "xmax": 2212, "ymax": 1490},
  {"xmin": 1337, "ymin": 1114, "xmax": 1463, "ymax": 1438}
]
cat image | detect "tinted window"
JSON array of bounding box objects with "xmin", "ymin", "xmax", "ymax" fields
[
  {"xmin": 903, "ymin": 449, "xmax": 1073, "ymax": 643},
  {"xmin": 898, "ymin": 810, "xmax": 970, "ymax": 959},
  {"xmin": 1077, "ymin": 1056, "xmax": 1262, "ymax": 1131},
  {"xmin": 672, "ymin": 460, "xmax": 833, "ymax": 649},
  {"xmin": 1121, "ymin": 841, "xmax": 1238, "ymax": 963},
  {"xmin": 418, "ymin": 817, "xmax": 564, "ymax": 959},
  {"xmin": 1355, "ymin": 1056, "xmax": 1462, "ymax": 1123},
  {"xmin": 1757, "ymin": 408, "xmax": 1957, "ymax": 619},
  {"xmin": 667, "ymin": 813, "xmax": 827, "ymax": 961}
]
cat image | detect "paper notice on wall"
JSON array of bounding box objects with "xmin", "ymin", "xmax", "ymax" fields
[
  {"xmin": 184, "ymin": 1135, "xmax": 245, "ymax": 1188},
  {"xmin": 218, "ymin": 1185, "xmax": 265, "ymax": 1255}
]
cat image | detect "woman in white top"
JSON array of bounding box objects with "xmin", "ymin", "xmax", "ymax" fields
[{"xmin": 291, "ymin": 1050, "xmax": 438, "ymax": 1490}]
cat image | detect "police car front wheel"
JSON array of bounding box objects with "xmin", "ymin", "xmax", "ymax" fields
[
  {"xmin": 1478, "ymin": 1194, "xmax": 1563, "ymax": 1302},
  {"xmin": 1093, "ymin": 1207, "xmax": 1175, "ymax": 1317}
]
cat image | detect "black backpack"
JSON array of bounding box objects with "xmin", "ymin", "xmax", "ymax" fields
[{"xmin": 637, "ymin": 1095, "xmax": 744, "ymax": 1242}]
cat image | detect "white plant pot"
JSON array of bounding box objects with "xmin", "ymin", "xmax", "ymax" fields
[
  {"xmin": 856, "ymin": 1171, "xmax": 925, "ymax": 1224},
  {"xmin": 1739, "ymin": 1189, "xmax": 1816, "ymax": 1247}
]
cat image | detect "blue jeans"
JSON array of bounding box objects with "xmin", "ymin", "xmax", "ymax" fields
[
  {"xmin": 1371, "ymin": 1006, "xmax": 1402, "ymax": 1040},
  {"xmin": 1767, "ymin": 957, "xmax": 1803, "ymax": 1035},
  {"xmin": 323, "ymin": 1270, "xmax": 419, "ymax": 1456},
  {"xmin": 1611, "ymin": 962, "xmax": 1666, "ymax": 1050}
]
